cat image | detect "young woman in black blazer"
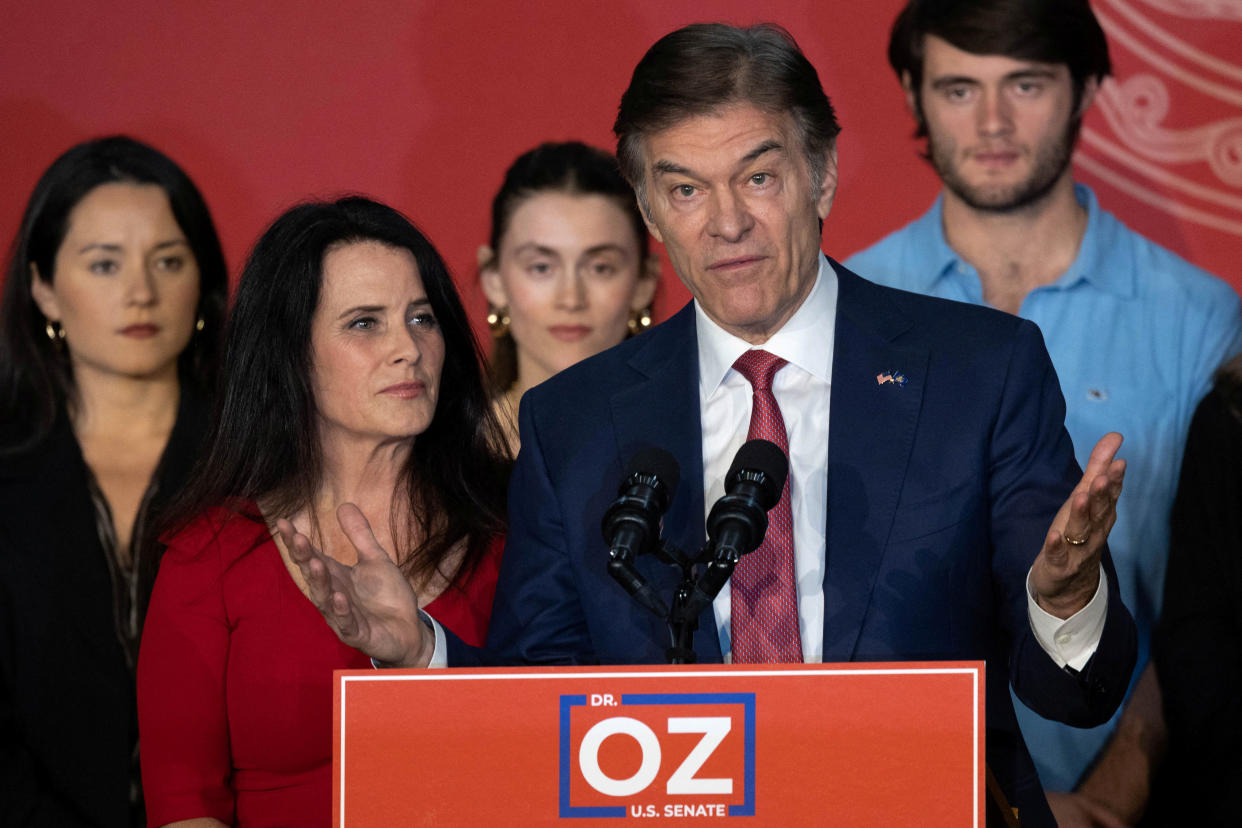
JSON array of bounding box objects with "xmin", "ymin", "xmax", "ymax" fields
[{"xmin": 0, "ymin": 136, "xmax": 227, "ymax": 828}]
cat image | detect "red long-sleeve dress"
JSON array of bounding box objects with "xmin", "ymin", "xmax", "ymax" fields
[{"xmin": 138, "ymin": 506, "xmax": 499, "ymax": 827}]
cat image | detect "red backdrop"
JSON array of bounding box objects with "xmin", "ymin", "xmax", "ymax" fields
[{"xmin": 3, "ymin": 0, "xmax": 1239, "ymax": 340}]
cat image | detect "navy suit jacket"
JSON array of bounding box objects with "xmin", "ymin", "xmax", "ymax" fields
[{"xmin": 454, "ymin": 260, "xmax": 1136, "ymax": 824}]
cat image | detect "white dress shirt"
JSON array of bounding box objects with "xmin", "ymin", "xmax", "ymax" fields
[
  {"xmin": 696, "ymin": 256, "xmax": 836, "ymax": 662},
  {"xmin": 694, "ymin": 254, "xmax": 1107, "ymax": 668}
]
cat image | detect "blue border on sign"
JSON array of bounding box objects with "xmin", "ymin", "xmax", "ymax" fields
[{"xmin": 558, "ymin": 691, "xmax": 756, "ymax": 818}]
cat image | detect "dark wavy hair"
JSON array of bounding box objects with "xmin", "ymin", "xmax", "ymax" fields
[
  {"xmin": 614, "ymin": 23, "xmax": 841, "ymax": 216},
  {"xmin": 0, "ymin": 135, "xmax": 227, "ymax": 453},
  {"xmin": 888, "ymin": 0, "xmax": 1111, "ymax": 138},
  {"xmin": 483, "ymin": 141, "xmax": 651, "ymax": 393},
  {"xmin": 164, "ymin": 196, "xmax": 510, "ymax": 585}
]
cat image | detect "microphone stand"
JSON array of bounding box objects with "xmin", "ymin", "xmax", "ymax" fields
[
  {"xmin": 609, "ymin": 538, "xmax": 744, "ymax": 665},
  {"xmin": 662, "ymin": 544, "xmax": 703, "ymax": 665},
  {"xmin": 666, "ymin": 547, "xmax": 747, "ymax": 664}
]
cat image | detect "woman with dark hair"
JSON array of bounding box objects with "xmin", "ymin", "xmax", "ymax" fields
[
  {"xmin": 0, "ymin": 135, "xmax": 226, "ymax": 828},
  {"xmin": 479, "ymin": 141, "xmax": 658, "ymax": 450},
  {"xmin": 137, "ymin": 196, "xmax": 510, "ymax": 827}
]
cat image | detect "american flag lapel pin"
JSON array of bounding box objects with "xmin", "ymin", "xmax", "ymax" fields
[{"xmin": 876, "ymin": 369, "xmax": 908, "ymax": 387}]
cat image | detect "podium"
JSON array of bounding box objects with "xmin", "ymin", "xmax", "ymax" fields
[{"xmin": 334, "ymin": 662, "xmax": 983, "ymax": 826}]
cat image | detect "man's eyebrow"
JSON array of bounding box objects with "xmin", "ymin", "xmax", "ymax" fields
[
  {"xmin": 651, "ymin": 159, "xmax": 694, "ymax": 179},
  {"xmin": 741, "ymin": 140, "xmax": 783, "ymax": 164},
  {"xmin": 1005, "ymin": 68, "xmax": 1058, "ymax": 82},
  {"xmin": 931, "ymin": 68, "xmax": 1059, "ymax": 90},
  {"xmin": 651, "ymin": 140, "xmax": 784, "ymax": 180},
  {"xmin": 930, "ymin": 75, "xmax": 979, "ymax": 90}
]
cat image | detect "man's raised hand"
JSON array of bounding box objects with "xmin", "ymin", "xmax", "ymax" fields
[{"xmin": 1031, "ymin": 432, "xmax": 1126, "ymax": 619}]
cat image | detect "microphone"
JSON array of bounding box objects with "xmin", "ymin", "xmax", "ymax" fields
[
  {"xmin": 697, "ymin": 439, "xmax": 789, "ymax": 599},
  {"xmin": 602, "ymin": 448, "xmax": 680, "ymax": 618}
]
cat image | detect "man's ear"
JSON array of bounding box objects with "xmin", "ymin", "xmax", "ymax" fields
[
  {"xmin": 477, "ymin": 245, "xmax": 508, "ymax": 308},
  {"xmin": 816, "ymin": 146, "xmax": 840, "ymax": 221},
  {"xmin": 29, "ymin": 263, "xmax": 60, "ymax": 321},
  {"xmin": 638, "ymin": 192, "xmax": 665, "ymax": 244},
  {"xmin": 1077, "ymin": 76, "xmax": 1101, "ymax": 119},
  {"xmin": 901, "ymin": 71, "xmax": 919, "ymax": 118}
]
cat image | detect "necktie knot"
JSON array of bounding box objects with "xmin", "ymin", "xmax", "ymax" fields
[{"xmin": 733, "ymin": 349, "xmax": 787, "ymax": 391}]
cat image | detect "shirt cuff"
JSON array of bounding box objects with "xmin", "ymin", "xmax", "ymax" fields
[
  {"xmin": 369, "ymin": 610, "xmax": 447, "ymax": 669},
  {"xmin": 424, "ymin": 610, "xmax": 448, "ymax": 668},
  {"xmin": 1026, "ymin": 565, "xmax": 1108, "ymax": 671}
]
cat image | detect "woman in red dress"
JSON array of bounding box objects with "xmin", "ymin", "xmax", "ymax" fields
[{"xmin": 137, "ymin": 197, "xmax": 511, "ymax": 827}]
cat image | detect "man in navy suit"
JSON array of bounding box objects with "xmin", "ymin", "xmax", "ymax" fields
[{"xmin": 284, "ymin": 23, "xmax": 1135, "ymax": 826}]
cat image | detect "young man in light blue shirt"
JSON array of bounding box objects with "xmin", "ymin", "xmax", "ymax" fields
[{"xmin": 846, "ymin": 0, "xmax": 1242, "ymax": 805}]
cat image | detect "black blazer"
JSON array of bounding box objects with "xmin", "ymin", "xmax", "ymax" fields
[{"xmin": 0, "ymin": 389, "xmax": 209, "ymax": 828}]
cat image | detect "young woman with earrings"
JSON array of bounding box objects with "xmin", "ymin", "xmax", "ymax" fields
[
  {"xmin": 0, "ymin": 135, "xmax": 227, "ymax": 827},
  {"xmin": 479, "ymin": 141, "xmax": 659, "ymax": 452}
]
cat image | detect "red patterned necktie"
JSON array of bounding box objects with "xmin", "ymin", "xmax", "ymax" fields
[{"xmin": 729, "ymin": 349, "xmax": 802, "ymax": 663}]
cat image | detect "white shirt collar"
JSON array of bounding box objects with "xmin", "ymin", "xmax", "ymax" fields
[{"xmin": 695, "ymin": 253, "xmax": 838, "ymax": 402}]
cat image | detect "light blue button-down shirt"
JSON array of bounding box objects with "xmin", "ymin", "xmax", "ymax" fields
[{"xmin": 846, "ymin": 183, "xmax": 1242, "ymax": 790}]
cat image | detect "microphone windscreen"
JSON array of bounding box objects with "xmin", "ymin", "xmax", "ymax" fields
[
  {"xmin": 728, "ymin": 439, "xmax": 788, "ymax": 504},
  {"xmin": 625, "ymin": 446, "xmax": 680, "ymax": 493}
]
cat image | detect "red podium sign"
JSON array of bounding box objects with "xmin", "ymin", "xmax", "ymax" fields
[{"xmin": 334, "ymin": 662, "xmax": 983, "ymax": 826}]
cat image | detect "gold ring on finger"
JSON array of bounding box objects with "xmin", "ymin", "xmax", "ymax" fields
[{"xmin": 1063, "ymin": 531, "xmax": 1089, "ymax": 546}]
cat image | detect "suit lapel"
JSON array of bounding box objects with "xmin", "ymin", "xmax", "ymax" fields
[
  {"xmin": 609, "ymin": 304, "xmax": 721, "ymax": 662},
  {"xmin": 822, "ymin": 263, "xmax": 928, "ymax": 661}
]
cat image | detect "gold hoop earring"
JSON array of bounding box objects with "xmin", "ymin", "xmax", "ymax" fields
[
  {"xmin": 628, "ymin": 306, "xmax": 653, "ymax": 335},
  {"xmin": 487, "ymin": 305, "xmax": 510, "ymax": 339},
  {"xmin": 45, "ymin": 319, "xmax": 66, "ymax": 342},
  {"xmin": 195, "ymin": 316, "xmax": 205, "ymax": 332}
]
